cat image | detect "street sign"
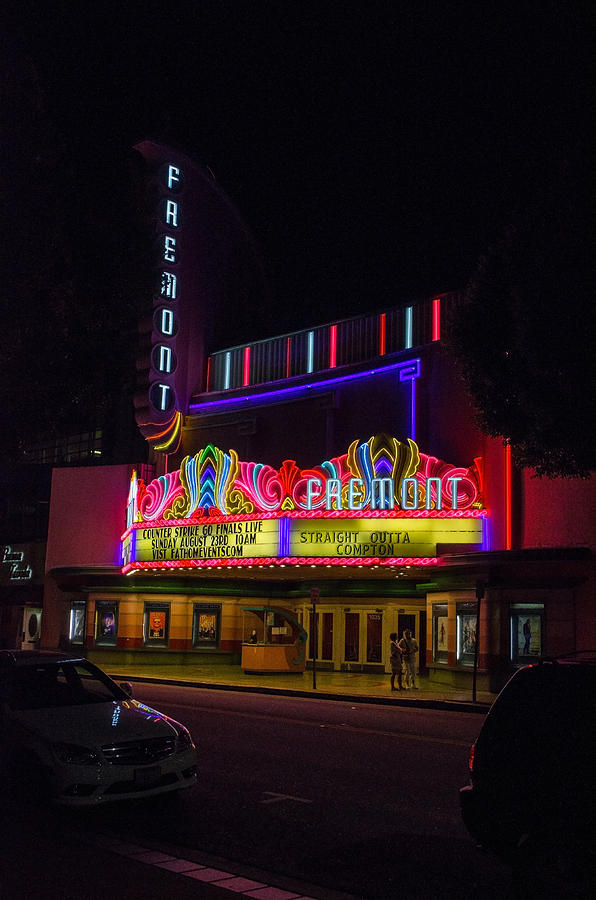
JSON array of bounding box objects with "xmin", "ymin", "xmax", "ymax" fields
[{"xmin": 310, "ymin": 586, "xmax": 320, "ymax": 603}]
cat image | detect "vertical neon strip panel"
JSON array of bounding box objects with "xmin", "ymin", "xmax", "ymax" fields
[
  {"xmin": 409, "ymin": 377, "xmax": 416, "ymax": 442},
  {"xmin": 505, "ymin": 443, "xmax": 512, "ymax": 550},
  {"xmin": 278, "ymin": 517, "xmax": 290, "ymax": 556},
  {"xmin": 205, "ymin": 356, "xmax": 211, "ymax": 392},
  {"xmin": 482, "ymin": 513, "xmax": 490, "ymax": 551},
  {"xmin": 307, "ymin": 331, "xmax": 314, "ymax": 374},
  {"xmin": 379, "ymin": 313, "xmax": 386, "ymax": 356},
  {"xmin": 286, "ymin": 336, "xmax": 292, "ymax": 378},
  {"xmin": 398, "ymin": 359, "xmax": 420, "ymax": 444},
  {"xmin": 405, "ymin": 307, "xmax": 413, "ymax": 349},
  {"xmin": 432, "ymin": 298, "xmax": 441, "ymax": 341},
  {"xmin": 329, "ymin": 325, "xmax": 337, "ymax": 368},
  {"xmin": 224, "ymin": 352, "xmax": 231, "ymax": 390},
  {"xmin": 243, "ymin": 346, "xmax": 251, "ymax": 386}
]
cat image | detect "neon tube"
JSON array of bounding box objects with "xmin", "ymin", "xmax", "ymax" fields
[
  {"xmin": 432, "ymin": 298, "xmax": 441, "ymax": 341},
  {"xmin": 505, "ymin": 443, "xmax": 512, "ymax": 550},
  {"xmin": 224, "ymin": 352, "xmax": 231, "ymax": 390},
  {"xmin": 243, "ymin": 346, "xmax": 251, "ymax": 387},
  {"xmin": 190, "ymin": 357, "xmax": 421, "ymax": 412},
  {"xmin": 379, "ymin": 313, "xmax": 386, "ymax": 356},
  {"xmin": 307, "ymin": 331, "xmax": 314, "ymax": 374},
  {"xmin": 278, "ymin": 517, "xmax": 290, "ymax": 556},
  {"xmin": 205, "ymin": 357, "xmax": 211, "ymax": 392},
  {"xmin": 329, "ymin": 325, "xmax": 337, "ymax": 368},
  {"xmin": 409, "ymin": 376, "xmax": 416, "ymax": 442},
  {"xmin": 405, "ymin": 307, "xmax": 413, "ymax": 349},
  {"xmin": 286, "ymin": 336, "xmax": 292, "ymax": 378}
]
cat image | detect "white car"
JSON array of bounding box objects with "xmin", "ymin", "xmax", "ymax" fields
[{"xmin": 0, "ymin": 650, "xmax": 197, "ymax": 806}]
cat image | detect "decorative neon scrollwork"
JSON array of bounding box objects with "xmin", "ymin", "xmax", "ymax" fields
[{"xmin": 131, "ymin": 435, "xmax": 482, "ymax": 521}]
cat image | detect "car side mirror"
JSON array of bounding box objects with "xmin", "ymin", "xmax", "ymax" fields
[{"xmin": 119, "ymin": 681, "xmax": 133, "ymax": 698}]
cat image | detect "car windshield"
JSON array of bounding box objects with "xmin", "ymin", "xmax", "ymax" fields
[{"xmin": 5, "ymin": 661, "xmax": 124, "ymax": 710}]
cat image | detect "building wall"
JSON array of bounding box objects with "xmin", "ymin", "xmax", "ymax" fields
[
  {"xmin": 522, "ymin": 471, "xmax": 596, "ymax": 549},
  {"xmin": 45, "ymin": 465, "xmax": 134, "ymax": 571}
]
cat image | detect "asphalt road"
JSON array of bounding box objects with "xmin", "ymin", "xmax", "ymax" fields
[{"xmin": 0, "ymin": 685, "xmax": 511, "ymax": 899}]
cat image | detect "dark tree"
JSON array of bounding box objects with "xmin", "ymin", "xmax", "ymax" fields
[{"xmin": 447, "ymin": 175, "xmax": 594, "ymax": 478}]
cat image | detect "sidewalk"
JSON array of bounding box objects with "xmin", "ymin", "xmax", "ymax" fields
[{"xmin": 105, "ymin": 662, "xmax": 497, "ymax": 713}]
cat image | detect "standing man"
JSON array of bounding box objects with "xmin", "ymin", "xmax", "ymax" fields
[{"xmin": 399, "ymin": 628, "xmax": 419, "ymax": 689}]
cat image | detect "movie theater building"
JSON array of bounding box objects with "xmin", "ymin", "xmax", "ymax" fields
[{"xmin": 43, "ymin": 143, "xmax": 594, "ymax": 692}]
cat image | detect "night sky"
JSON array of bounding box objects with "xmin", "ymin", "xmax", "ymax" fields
[{"xmin": 4, "ymin": 1, "xmax": 590, "ymax": 344}]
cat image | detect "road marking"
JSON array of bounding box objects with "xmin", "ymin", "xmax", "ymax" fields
[{"xmin": 261, "ymin": 791, "xmax": 313, "ymax": 805}]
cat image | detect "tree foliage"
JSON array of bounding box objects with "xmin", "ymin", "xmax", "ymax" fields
[{"xmin": 447, "ymin": 181, "xmax": 594, "ymax": 478}]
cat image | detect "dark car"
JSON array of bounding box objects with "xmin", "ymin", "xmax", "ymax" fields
[{"xmin": 460, "ymin": 654, "xmax": 596, "ymax": 897}]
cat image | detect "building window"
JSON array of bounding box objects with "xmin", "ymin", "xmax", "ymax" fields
[
  {"xmin": 510, "ymin": 606, "xmax": 543, "ymax": 663},
  {"xmin": 25, "ymin": 429, "xmax": 103, "ymax": 465},
  {"xmin": 95, "ymin": 602, "xmax": 118, "ymax": 646},
  {"xmin": 143, "ymin": 603, "xmax": 170, "ymax": 647},
  {"xmin": 345, "ymin": 612, "xmax": 360, "ymax": 662},
  {"xmin": 193, "ymin": 604, "xmax": 221, "ymax": 647},
  {"xmin": 69, "ymin": 601, "xmax": 86, "ymax": 645},
  {"xmin": 456, "ymin": 603, "xmax": 477, "ymax": 666},
  {"xmin": 366, "ymin": 613, "xmax": 383, "ymax": 662},
  {"xmin": 432, "ymin": 604, "xmax": 448, "ymax": 663}
]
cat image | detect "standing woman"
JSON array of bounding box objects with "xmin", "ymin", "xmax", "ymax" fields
[{"xmin": 389, "ymin": 632, "xmax": 404, "ymax": 690}]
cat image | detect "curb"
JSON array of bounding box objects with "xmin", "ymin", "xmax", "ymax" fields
[{"xmin": 109, "ymin": 673, "xmax": 492, "ymax": 714}]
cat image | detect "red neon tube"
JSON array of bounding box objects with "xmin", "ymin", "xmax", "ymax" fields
[
  {"xmin": 243, "ymin": 346, "xmax": 251, "ymax": 387},
  {"xmin": 505, "ymin": 443, "xmax": 512, "ymax": 550},
  {"xmin": 379, "ymin": 313, "xmax": 386, "ymax": 355},
  {"xmin": 329, "ymin": 325, "xmax": 337, "ymax": 368},
  {"xmin": 432, "ymin": 298, "xmax": 441, "ymax": 341},
  {"xmin": 286, "ymin": 337, "xmax": 291, "ymax": 377}
]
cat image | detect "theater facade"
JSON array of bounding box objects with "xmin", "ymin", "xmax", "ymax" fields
[{"xmin": 42, "ymin": 143, "xmax": 594, "ymax": 692}]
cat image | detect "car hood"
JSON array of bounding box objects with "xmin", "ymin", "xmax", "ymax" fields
[{"xmin": 11, "ymin": 700, "xmax": 180, "ymax": 748}]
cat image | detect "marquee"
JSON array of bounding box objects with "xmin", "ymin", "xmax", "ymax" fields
[{"xmin": 121, "ymin": 434, "xmax": 486, "ymax": 572}]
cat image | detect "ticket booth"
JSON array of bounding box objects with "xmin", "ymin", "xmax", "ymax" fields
[{"xmin": 241, "ymin": 606, "xmax": 307, "ymax": 674}]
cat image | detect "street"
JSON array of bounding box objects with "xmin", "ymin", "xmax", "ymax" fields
[{"xmin": 1, "ymin": 684, "xmax": 511, "ymax": 898}]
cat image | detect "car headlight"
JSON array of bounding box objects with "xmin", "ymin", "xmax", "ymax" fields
[
  {"xmin": 175, "ymin": 725, "xmax": 194, "ymax": 752},
  {"xmin": 52, "ymin": 742, "xmax": 101, "ymax": 765}
]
